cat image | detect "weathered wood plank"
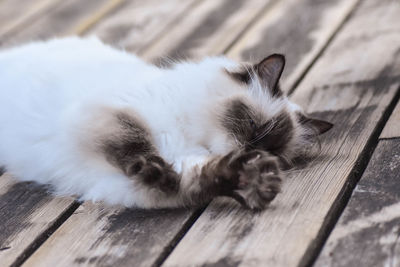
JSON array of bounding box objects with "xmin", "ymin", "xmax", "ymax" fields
[
  {"xmin": 141, "ymin": 0, "xmax": 274, "ymax": 60},
  {"xmin": 161, "ymin": 0, "xmax": 400, "ymax": 266},
  {"xmin": 0, "ymin": 174, "xmax": 76, "ymax": 267},
  {"xmin": 315, "ymin": 139, "xmax": 400, "ymax": 267},
  {"xmin": 1, "ymin": 0, "xmax": 118, "ymax": 48},
  {"xmin": 0, "ymin": 0, "xmax": 62, "ymax": 42},
  {"xmin": 381, "ymin": 101, "xmax": 400, "ymax": 139},
  {"xmin": 87, "ymin": 0, "xmax": 200, "ymax": 52},
  {"xmin": 70, "ymin": 0, "xmax": 126, "ymax": 36},
  {"xmin": 227, "ymin": 0, "xmax": 360, "ymax": 93},
  {"xmin": 23, "ymin": 203, "xmax": 200, "ymax": 267}
]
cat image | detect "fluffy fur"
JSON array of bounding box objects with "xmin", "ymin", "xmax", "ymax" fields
[{"xmin": 0, "ymin": 37, "xmax": 332, "ymax": 209}]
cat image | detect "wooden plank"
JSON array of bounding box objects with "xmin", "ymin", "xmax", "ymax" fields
[
  {"xmin": 141, "ymin": 0, "xmax": 274, "ymax": 60},
  {"xmin": 86, "ymin": 0, "xmax": 200, "ymax": 52},
  {"xmin": 1, "ymin": 0, "xmax": 120, "ymax": 48},
  {"xmin": 161, "ymin": 0, "xmax": 400, "ymax": 266},
  {"xmin": 227, "ymin": 0, "xmax": 359, "ymax": 92},
  {"xmin": 381, "ymin": 101, "xmax": 400, "ymax": 139},
  {"xmin": 142, "ymin": 0, "xmax": 359, "ymax": 93},
  {"xmin": 0, "ymin": 0, "xmax": 62, "ymax": 42},
  {"xmin": 23, "ymin": 203, "xmax": 199, "ymax": 267},
  {"xmin": 0, "ymin": 174, "xmax": 76, "ymax": 267},
  {"xmin": 315, "ymin": 139, "xmax": 400, "ymax": 267}
]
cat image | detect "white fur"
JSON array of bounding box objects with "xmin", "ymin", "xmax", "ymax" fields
[{"xmin": 0, "ymin": 37, "xmax": 303, "ymax": 208}]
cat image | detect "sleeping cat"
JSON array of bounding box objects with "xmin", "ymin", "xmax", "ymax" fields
[{"xmin": 0, "ymin": 37, "xmax": 332, "ymax": 210}]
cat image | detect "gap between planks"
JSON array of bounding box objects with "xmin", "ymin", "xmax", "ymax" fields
[
  {"xmin": 315, "ymin": 113, "xmax": 400, "ymax": 267},
  {"xmin": 10, "ymin": 202, "xmax": 81, "ymax": 267},
  {"xmin": 381, "ymin": 100, "xmax": 400, "ymax": 139},
  {"xmin": 303, "ymin": 80, "xmax": 400, "ymax": 267},
  {"xmin": 313, "ymin": 84, "xmax": 400, "ymax": 266}
]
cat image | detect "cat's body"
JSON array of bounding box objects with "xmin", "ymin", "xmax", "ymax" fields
[{"xmin": 0, "ymin": 37, "xmax": 332, "ymax": 209}]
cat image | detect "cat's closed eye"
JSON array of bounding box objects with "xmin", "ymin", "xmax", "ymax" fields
[{"xmin": 249, "ymin": 119, "xmax": 256, "ymax": 129}]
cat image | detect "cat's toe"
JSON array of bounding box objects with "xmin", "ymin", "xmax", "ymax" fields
[
  {"xmin": 233, "ymin": 155, "xmax": 282, "ymax": 210},
  {"xmin": 158, "ymin": 168, "xmax": 180, "ymax": 194},
  {"xmin": 235, "ymin": 174, "xmax": 282, "ymax": 210},
  {"xmin": 126, "ymin": 156, "xmax": 147, "ymax": 176},
  {"xmin": 137, "ymin": 162, "xmax": 163, "ymax": 184},
  {"xmin": 228, "ymin": 149, "xmax": 264, "ymax": 170},
  {"xmin": 136, "ymin": 162, "xmax": 179, "ymax": 194}
]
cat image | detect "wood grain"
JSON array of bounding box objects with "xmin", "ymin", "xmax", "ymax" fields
[
  {"xmin": 0, "ymin": 0, "xmax": 62, "ymax": 42},
  {"xmin": 315, "ymin": 139, "xmax": 400, "ymax": 267},
  {"xmin": 0, "ymin": 174, "xmax": 76, "ymax": 267},
  {"xmin": 161, "ymin": 0, "xmax": 400, "ymax": 266},
  {"xmin": 227, "ymin": 0, "xmax": 360, "ymax": 93},
  {"xmin": 381, "ymin": 101, "xmax": 400, "ymax": 139},
  {"xmin": 1, "ymin": 0, "xmax": 115, "ymax": 48},
  {"xmin": 71, "ymin": 0, "xmax": 126, "ymax": 36},
  {"xmin": 87, "ymin": 0, "xmax": 200, "ymax": 52},
  {"xmin": 141, "ymin": 0, "xmax": 274, "ymax": 60},
  {"xmin": 23, "ymin": 203, "xmax": 200, "ymax": 267}
]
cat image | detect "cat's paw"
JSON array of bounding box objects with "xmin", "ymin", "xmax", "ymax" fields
[
  {"xmin": 227, "ymin": 150, "xmax": 282, "ymax": 210},
  {"xmin": 127, "ymin": 156, "xmax": 179, "ymax": 194}
]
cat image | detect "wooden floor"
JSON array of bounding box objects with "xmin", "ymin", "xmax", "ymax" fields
[{"xmin": 0, "ymin": 0, "xmax": 399, "ymax": 266}]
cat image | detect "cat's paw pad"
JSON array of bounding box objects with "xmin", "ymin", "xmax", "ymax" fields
[
  {"xmin": 231, "ymin": 151, "xmax": 282, "ymax": 210},
  {"xmin": 127, "ymin": 157, "xmax": 179, "ymax": 194}
]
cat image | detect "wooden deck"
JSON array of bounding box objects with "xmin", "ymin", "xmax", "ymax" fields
[{"xmin": 0, "ymin": 0, "xmax": 399, "ymax": 266}]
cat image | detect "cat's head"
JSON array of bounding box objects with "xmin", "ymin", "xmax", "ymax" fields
[{"xmin": 219, "ymin": 54, "xmax": 333, "ymax": 163}]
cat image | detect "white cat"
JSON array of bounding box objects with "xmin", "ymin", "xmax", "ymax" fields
[{"xmin": 0, "ymin": 37, "xmax": 332, "ymax": 209}]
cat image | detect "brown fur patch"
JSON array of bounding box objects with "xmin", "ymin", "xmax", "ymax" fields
[
  {"xmin": 221, "ymin": 99, "xmax": 294, "ymax": 155},
  {"xmin": 101, "ymin": 111, "xmax": 156, "ymax": 170},
  {"xmin": 99, "ymin": 109, "xmax": 179, "ymax": 194},
  {"xmin": 221, "ymin": 99, "xmax": 256, "ymax": 146},
  {"xmin": 225, "ymin": 66, "xmax": 252, "ymax": 84},
  {"xmin": 250, "ymin": 111, "xmax": 294, "ymax": 155}
]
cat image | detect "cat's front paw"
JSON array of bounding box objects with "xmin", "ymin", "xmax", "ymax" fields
[
  {"xmin": 127, "ymin": 156, "xmax": 179, "ymax": 194},
  {"xmin": 227, "ymin": 150, "xmax": 282, "ymax": 210}
]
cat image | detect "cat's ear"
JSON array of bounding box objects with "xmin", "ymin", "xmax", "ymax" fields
[
  {"xmin": 255, "ymin": 54, "xmax": 285, "ymax": 97},
  {"xmin": 299, "ymin": 114, "xmax": 333, "ymax": 135}
]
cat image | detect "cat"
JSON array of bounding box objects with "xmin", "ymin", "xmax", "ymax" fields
[{"xmin": 0, "ymin": 37, "xmax": 332, "ymax": 210}]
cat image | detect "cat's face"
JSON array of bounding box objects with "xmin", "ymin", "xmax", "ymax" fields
[{"xmin": 221, "ymin": 54, "xmax": 333, "ymax": 162}]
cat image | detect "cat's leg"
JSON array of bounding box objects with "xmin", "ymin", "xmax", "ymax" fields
[
  {"xmin": 180, "ymin": 149, "xmax": 283, "ymax": 210},
  {"xmin": 99, "ymin": 111, "xmax": 181, "ymax": 199}
]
